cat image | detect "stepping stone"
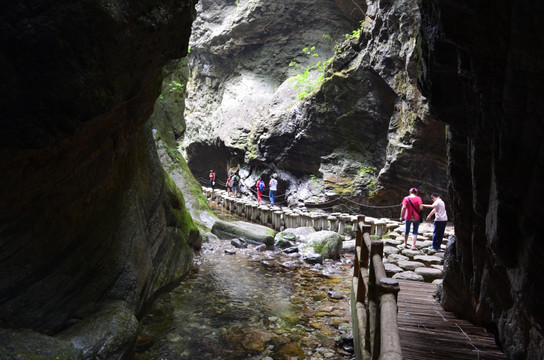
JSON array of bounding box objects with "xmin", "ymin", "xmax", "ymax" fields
[
  {"xmin": 415, "ymin": 267, "xmax": 443, "ymax": 282},
  {"xmin": 398, "ymin": 260, "xmax": 425, "ymax": 271},
  {"xmin": 413, "ymin": 255, "xmax": 442, "ymax": 266},
  {"xmin": 417, "ymin": 240, "xmax": 433, "ymax": 248},
  {"xmin": 401, "ymin": 249, "xmax": 422, "ymax": 257},
  {"xmin": 431, "ymin": 264, "xmax": 444, "ymax": 271},
  {"xmin": 383, "ymin": 246, "xmax": 400, "ymax": 255},
  {"xmin": 385, "ymin": 253, "xmax": 409, "ymax": 265},
  {"xmin": 383, "ymin": 239, "xmax": 401, "ymax": 247},
  {"xmin": 393, "ymin": 271, "xmax": 424, "ymax": 282},
  {"xmin": 384, "ymin": 263, "xmax": 403, "ymax": 277},
  {"xmin": 388, "ymin": 231, "xmax": 402, "ymax": 239}
]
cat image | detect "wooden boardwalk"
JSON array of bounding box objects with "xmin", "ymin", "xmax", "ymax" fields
[{"xmin": 397, "ymin": 280, "xmax": 506, "ymax": 360}]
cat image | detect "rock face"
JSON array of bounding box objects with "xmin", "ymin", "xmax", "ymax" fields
[
  {"xmin": 0, "ymin": 0, "xmax": 198, "ymax": 357},
  {"xmin": 420, "ymin": 1, "xmax": 544, "ymax": 358},
  {"xmin": 183, "ymin": 0, "xmax": 448, "ymax": 215}
]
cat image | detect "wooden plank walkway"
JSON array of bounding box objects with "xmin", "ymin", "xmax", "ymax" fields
[{"xmin": 397, "ymin": 280, "xmax": 506, "ymax": 360}]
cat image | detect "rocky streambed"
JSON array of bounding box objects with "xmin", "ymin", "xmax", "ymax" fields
[
  {"xmin": 135, "ymin": 221, "xmax": 355, "ymax": 360},
  {"xmin": 135, "ymin": 208, "xmax": 453, "ymax": 360}
]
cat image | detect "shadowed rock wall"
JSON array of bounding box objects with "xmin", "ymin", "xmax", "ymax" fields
[
  {"xmin": 420, "ymin": 1, "xmax": 544, "ymax": 358},
  {"xmin": 0, "ymin": 0, "xmax": 198, "ymax": 356}
]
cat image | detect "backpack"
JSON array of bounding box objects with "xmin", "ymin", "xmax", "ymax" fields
[{"xmin": 258, "ymin": 181, "xmax": 264, "ymax": 191}]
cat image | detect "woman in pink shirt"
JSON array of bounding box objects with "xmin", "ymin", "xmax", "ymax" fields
[{"xmin": 399, "ymin": 188, "xmax": 423, "ymax": 250}]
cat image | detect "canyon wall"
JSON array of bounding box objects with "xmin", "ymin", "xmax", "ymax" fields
[
  {"xmin": 0, "ymin": 1, "xmax": 199, "ymax": 358},
  {"xmin": 183, "ymin": 0, "xmax": 448, "ymax": 215},
  {"xmin": 420, "ymin": 1, "xmax": 544, "ymax": 358}
]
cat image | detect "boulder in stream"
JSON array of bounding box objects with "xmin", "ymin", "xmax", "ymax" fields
[
  {"xmin": 299, "ymin": 231, "xmax": 343, "ymax": 260},
  {"xmin": 211, "ymin": 220, "xmax": 276, "ymax": 246}
]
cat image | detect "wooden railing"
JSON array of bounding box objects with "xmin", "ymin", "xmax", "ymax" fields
[{"xmin": 351, "ymin": 216, "xmax": 402, "ymax": 360}]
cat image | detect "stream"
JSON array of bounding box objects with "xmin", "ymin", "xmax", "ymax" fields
[{"xmin": 134, "ymin": 210, "xmax": 355, "ymax": 360}]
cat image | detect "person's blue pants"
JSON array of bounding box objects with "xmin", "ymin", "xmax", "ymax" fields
[
  {"xmin": 269, "ymin": 190, "xmax": 276, "ymax": 204},
  {"xmin": 404, "ymin": 220, "xmax": 420, "ymax": 235},
  {"xmin": 432, "ymin": 221, "xmax": 447, "ymax": 249}
]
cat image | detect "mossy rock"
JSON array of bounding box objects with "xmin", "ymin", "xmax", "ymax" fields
[
  {"xmin": 299, "ymin": 230, "xmax": 343, "ymax": 260},
  {"xmin": 211, "ymin": 220, "xmax": 276, "ymax": 246}
]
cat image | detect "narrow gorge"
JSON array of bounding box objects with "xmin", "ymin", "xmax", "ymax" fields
[{"xmin": 0, "ymin": 0, "xmax": 542, "ymax": 359}]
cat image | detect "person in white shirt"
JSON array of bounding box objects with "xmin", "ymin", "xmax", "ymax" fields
[
  {"xmin": 269, "ymin": 176, "xmax": 278, "ymax": 204},
  {"xmin": 423, "ymin": 193, "xmax": 448, "ymax": 250}
]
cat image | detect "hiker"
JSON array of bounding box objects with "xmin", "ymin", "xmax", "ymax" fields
[
  {"xmin": 269, "ymin": 176, "xmax": 278, "ymax": 204},
  {"xmin": 256, "ymin": 177, "xmax": 265, "ymax": 204},
  {"xmin": 423, "ymin": 193, "xmax": 448, "ymax": 250},
  {"xmin": 209, "ymin": 170, "xmax": 216, "ymax": 191},
  {"xmin": 399, "ymin": 187, "xmax": 423, "ymax": 250},
  {"xmin": 226, "ymin": 174, "xmax": 233, "ymax": 195},
  {"xmin": 232, "ymin": 173, "xmax": 239, "ymax": 196}
]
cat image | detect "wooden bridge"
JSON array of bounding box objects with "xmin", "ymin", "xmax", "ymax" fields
[{"xmin": 353, "ymin": 220, "xmax": 505, "ymax": 360}]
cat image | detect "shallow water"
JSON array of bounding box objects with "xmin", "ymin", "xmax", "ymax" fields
[{"xmin": 135, "ymin": 211, "xmax": 354, "ymax": 360}]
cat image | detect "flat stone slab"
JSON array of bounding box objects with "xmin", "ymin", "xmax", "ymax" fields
[
  {"xmin": 385, "ymin": 253, "xmax": 409, "ymax": 264},
  {"xmin": 384, "ymin": 263, "xmax": 403, "ymax": 277},
  {"xmin": 413, "ymin": 255, "xmax": 443, "ymax": 266},
  {"xmin": 418, "ymin": 240, "xmax": 433, "ymax": 248},
  {"xmin": 401, "ymin": 249, "xmax": 423, "ymax": 257},
  {"xmin": 388, "ymin": 232, "xmax": 402, "ymax": 239},
  {"xmin": 211, "ymin": 220, "xmax": 276, "ymax": 246},
  {"xmin": 383, "ymin": 245, "xmax": 400, "ymax": 255},
  {"xmin": 415, "ymin": 267, "xmax": 443, "ymax": 282},
  {"xmin": 398, "ymin": 260, "xmax": 425, "ymax": 271},
  {"xmin": 342, "ymin": 239, "xmax": 355, "ymax": 252},
  {"xmin": 383, "ymin": 238, "xmax": 402, "ymax": 247},
  {"xmin": 393, "ymin": 271, "xmax": 424, "ymax": 282}
]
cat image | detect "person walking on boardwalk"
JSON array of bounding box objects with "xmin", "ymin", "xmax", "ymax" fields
[
  {"xmin": 423, "ymin": 193, "xmax": 448, "ymax": 250},
  {"xmin": 256, "ymin": 177, "xmax": 265, "ymax": 204},
  {"xmin": 399, "ymin": 187, "xmax": 423, "ymax": 250},
  {"xmin": 232, "ymin": 173, "xmax": 240, "ymax": 197},
  {"xmin": 269, "ymin": 176, "xmax": 278, "ymax": 204},
  {"xmin": 209, "ymin": 170, "xmax": 216, "ymax": 191},
  {"xmin": 226, "ymin": 174, "xmax": 233, "ymax": 195}
]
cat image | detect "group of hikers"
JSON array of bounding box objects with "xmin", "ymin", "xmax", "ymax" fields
[
  {"xmin": 208, "ymin": 170, "xmax": 278, "ymax": 204},
  {"xmin": 209, "ymin": 170, "xmax": 448, "ymax": 252}
]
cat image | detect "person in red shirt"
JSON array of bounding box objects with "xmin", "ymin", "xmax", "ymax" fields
[
  {"xmin": 399, "ymin": 187, "xmax": 423, "ymax": 250},
  {"xmin": 256, "ymin": 177, "xmax": 265, "ymax": 204},
  {"xmin": 209, "ymin": 170, "xmax": 216, "ymax": 191}
]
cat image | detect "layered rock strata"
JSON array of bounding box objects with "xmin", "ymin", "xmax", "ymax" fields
[
  {"xmin": 420, "ymin": 1, "xmax": 544, "ymax": 358},
  {"xmin": 0, "ymin": 0, "xmax": 198, "ymax": 357}
]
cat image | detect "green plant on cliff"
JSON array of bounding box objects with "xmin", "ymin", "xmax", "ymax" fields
[
  {"xmin": 359, "ymin": 165, "xmax": 378, "ymax": 197},
  {"xmin": 345, "ymin": 20, "xmax": 364, "ymax": 41},
  {"xmin": 289, "ymin": 46, "xmax": 334, "ymax": 100}
]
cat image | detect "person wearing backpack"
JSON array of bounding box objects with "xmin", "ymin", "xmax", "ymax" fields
[
  {"xmin": 256, "ymin": 177, "xmax": 265, "ymax": 204},
  {"xmin": 232, "ymin": 173, "xmax": 239, "ymax": 197},
  {"xmin": 226, "ymin": 174, "xmax": 233, "ymax": 195},
  {"xmin": 399, "ymin": 187, "xmax": 423, "ymax": 250}
]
